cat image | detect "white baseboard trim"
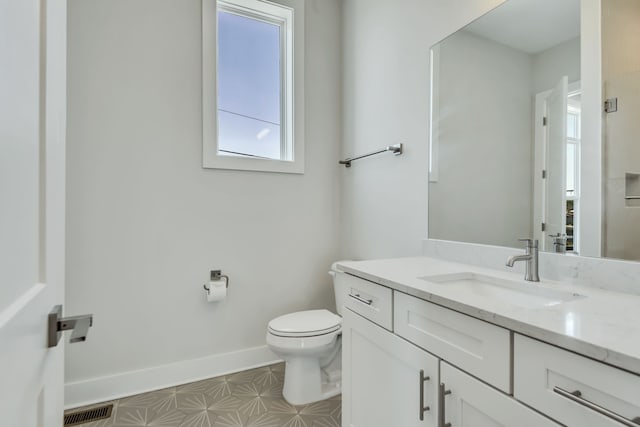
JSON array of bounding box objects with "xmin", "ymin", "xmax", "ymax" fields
[{"xmin": 64, "ymin": 345, "xmax": 281, "ymax": 409}]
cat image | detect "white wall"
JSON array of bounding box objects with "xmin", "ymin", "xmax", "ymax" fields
[
  {"xmin": 340, "ymin": 0, "xmax": 505, "ymax": 260},
  {"xmin": 429, "ymin": 31, "xmax": 533, "ymax": 247},
  {"xmin": 65, "ymin": 0, "xmax": 342, "ymax": 405},
  {"xmin": 532, "ymin": 36, "xmax": 581, "ymax": 94}
]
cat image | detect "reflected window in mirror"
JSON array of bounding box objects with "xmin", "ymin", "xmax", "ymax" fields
[{"xmin": 566, "ymin": 91, "xmax": 581, "ymax": 253}]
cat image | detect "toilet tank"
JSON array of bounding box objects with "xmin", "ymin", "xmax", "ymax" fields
[{"xmin": 329, "ymin": 261, "xmax": 349, "ymax": 316}]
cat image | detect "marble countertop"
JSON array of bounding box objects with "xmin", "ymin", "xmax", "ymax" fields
[{"xmin": 337, "ymin": 256, "xmax": 640, "ymax": 376}]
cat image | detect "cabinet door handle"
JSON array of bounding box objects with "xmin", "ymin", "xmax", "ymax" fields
[
  {"xmin": 439, "ymin": 383, "xmax": 452, "ymax": 427},
  {"xmin": 553, "ymin": 386, "xmax": 640, "ymax": 427},
  {"xmin": 348, "ymin": 293, "xmax": 373, "ymax": 305},
  {"xmin": 419, "ymin": 369, "xmax": 430, "ymax": 420}
]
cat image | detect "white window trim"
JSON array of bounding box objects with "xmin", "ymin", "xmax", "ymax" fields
[{"xmin": 202, "ymin": 0, "xmax": 304, "ymax": 174}]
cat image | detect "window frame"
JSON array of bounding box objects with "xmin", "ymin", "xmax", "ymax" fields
[{"xmin": 202, "ymin": 0, "xmax": 304, "ymax": 174}]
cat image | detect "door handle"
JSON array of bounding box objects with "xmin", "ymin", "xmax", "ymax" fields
[
  {"xmin": 553, "ymin": 387, "xmax": 640, "ymax": 427},
  {"xmin": 419, "ymin": 369, "xmax": 430, "ymax": 420},
  {"xmin": 48, "ymin": 305, "xmax": 94, "ymax": 348},
  {"xmin": 439, "ymin": 383, "xmax": 452, "ymax": 427},
  {"xmin": 348, "ymin": 293, "xmax": 373, "ymax": 305}
]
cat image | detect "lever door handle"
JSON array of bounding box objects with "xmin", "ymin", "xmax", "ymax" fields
[{"xmin": 48, "ymin": 305, "xmax": 94, "ymax": 348}]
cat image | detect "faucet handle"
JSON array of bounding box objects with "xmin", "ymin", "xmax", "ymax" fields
[{"xmin": 518, "ymin": 238, "xmax": 538, "ymax": 248}]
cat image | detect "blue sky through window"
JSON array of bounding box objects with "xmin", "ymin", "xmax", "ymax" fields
[{"xmin": 217, "ymin": 10, "xmax": 282, "ymax": 159}]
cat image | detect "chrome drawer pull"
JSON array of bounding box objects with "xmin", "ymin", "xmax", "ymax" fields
[
  {"xmin": 439, "ymin": 383, "xmax": 452, "ymax": 427},
  {"xmin": 348, "ymin": 293, "xmax": 373, "ymax": 305},
  {"xmin": 419, "ymin": 370, "xmax": 430, "ymax": 420},
  {"xmin": 553, "ymin": 386, "xmax": 640, "ymax": 427}
]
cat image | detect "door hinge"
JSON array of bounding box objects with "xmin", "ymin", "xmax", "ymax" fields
[
  {"xmin": 542, "ymin": 169, "xmax": 547, "ymax": 179},
  {"xmin": 604, "ymin": 98, "xmax": 618, "ymax": 113},
  {"xmin": 541, "ymin": 222, "xmax": 546, "ymax": 232},
  {"xmin": 542, "ymin": 116, "xmax": 548, "ymax": 126}
]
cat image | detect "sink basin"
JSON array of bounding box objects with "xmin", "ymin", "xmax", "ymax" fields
[{"xmin": 418, "ymin": 272, "xmax": 586, "ymax": 309}]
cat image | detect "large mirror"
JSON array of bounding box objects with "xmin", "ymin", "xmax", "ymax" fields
[{"xmin": 428, "ymin": 0, "xmax": 640, "ymax": 262}]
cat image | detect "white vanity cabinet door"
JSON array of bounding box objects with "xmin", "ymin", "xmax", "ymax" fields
[
  {"xmin": 441, "ymin": 362, "xmax": 560, "ymax": 427},
  {"xmin": 394, "ymin": 291, "xmax": 512, "ymax": 392},
  {"xmin": 514, "ymin": 334, "xmax": 640, "ymax": 427},
  {"xmin": 342, "ymin": 308, "xmax": 439, "ymax": 427}
]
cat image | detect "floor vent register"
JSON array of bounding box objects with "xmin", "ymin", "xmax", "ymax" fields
[{"xmin": 63, "ymin": 404, "xmax": 113, "ymax": 426}]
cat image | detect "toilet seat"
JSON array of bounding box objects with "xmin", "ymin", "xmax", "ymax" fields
[{"xmin": 268, "ymin": 309, "xmax": 341, "ymax": 338}]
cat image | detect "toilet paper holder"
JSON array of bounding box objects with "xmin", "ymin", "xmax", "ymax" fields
[{"xmin": 203, "ymin": 270, "xmax": 229, "ymax": 294}]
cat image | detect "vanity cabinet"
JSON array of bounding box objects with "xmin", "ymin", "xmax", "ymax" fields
[
  {"xmin": 342, "ymin": 308, "xmax": 439, "ymax": 427},
  {"xmin": 341, "ymin": 271, "xmax": 640, "ymax": 427},
  {"xmin": 343, "ymin": 292, "xmax": 557, "ymax": 427}
]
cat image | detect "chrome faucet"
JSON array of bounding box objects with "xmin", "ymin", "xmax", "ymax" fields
[
  {"xmin": 506, "ymin": 239, "xmax": 540, "ymax": 282},
  {"xmin": 549, "ymin": 233, "xmax": 567, "ymax": 254}
]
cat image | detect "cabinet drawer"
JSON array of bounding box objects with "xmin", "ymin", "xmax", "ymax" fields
[
  {"xmin": 514, "ymin": 334, "xmax": 640, "ymax": 427},
  {"xmin": 339, "ymin": 273, "xmax": 393, "ymax": 331},
  {"xmin": 394, "ymin": 291, "xmax": 512, "ymax": 393}
]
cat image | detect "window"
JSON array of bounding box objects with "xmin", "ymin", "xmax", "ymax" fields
[
  {"xmin": 202, "ymin": 0, "xmax": 304, "ymax": 173},
  {"xmin": 565, "ymin": 93, "xmax": 581, "ymax": 253},
  {"xmin": 565, "ymin": 104, "xmax": 580, "ymax": 199}
]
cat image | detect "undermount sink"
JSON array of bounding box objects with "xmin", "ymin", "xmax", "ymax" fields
[{"xmin": 418, "ymin": 272, "xmax": 586, "ymax": 309}]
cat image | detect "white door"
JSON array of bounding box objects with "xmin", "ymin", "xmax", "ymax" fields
[
  {"xmin": 543, "ymin": 76, "xmax": 569, "ymax": 250},
  {"xmin": 342, "ymin": 308, "xmax": 440, "ymax": 427},
  {"xmin": 0, "ymin": 0, "xmax": 67, "ymax": 425},
  {"xmin": 441, "ymin": 362, "xmax": 560, "ymax": 427}
]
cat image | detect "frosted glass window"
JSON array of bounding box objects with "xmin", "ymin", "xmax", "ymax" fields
[{"xmin": 217, "ymin": 10, "xmax": 283, "ymax": 160}]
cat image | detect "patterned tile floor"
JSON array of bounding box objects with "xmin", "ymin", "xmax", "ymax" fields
[{"xmin": 66, "ymin": 363, "xmax": 341, "ymax": 427}]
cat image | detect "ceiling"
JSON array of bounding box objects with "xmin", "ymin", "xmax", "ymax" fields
[{"xmin": 464, "ymin": 0, "xmax": 581, "ymax": 54}]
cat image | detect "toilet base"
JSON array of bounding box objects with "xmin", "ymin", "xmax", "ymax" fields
[
  {"xmin": 282, "ymin": 357, "xmax": 341, "ymax": 405},
  {"xmin": 266, "ymin": 316, "xmax": 343, "ymax": 406}
]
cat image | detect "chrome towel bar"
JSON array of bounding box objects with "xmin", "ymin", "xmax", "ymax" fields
[{"xmin": 339, "ymin": 143, "xmax": 403, "ymax": 167}]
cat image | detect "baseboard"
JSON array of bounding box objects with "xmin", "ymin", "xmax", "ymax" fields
[{"xmin": 64, "ymin": 345, "xmax": 281, "ymax": 409}]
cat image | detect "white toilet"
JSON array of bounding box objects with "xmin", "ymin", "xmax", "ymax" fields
[{"xmin": 266, "ymin": 263, "xmax": 346, "ymax": 405}]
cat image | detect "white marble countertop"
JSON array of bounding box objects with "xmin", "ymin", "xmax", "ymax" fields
[{"xmin": 338, "ymin": 256, "xmax": 640, "ymax": 376}]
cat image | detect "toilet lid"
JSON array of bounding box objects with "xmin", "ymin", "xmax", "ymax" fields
[{"xmin": 268, "ymin": 309, "xmax": 342, "ymax": 337}]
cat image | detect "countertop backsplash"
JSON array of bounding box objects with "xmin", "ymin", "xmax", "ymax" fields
[{"xmin": 423, "ymin": 239, "xmax": 640, "ymax": 296}]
